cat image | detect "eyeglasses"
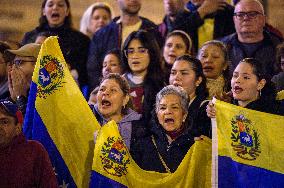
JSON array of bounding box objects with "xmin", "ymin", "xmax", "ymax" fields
[
  {"xmin": 234, "ymin": 11, "xmax": 263, "ymax": 20},
  {"xmin": 12, "ymin": 59, "xmax": 36, "ymax": 67},
  {"xmin": 124, "ymin": 47, "xmax": 148, "ymax": 58}
]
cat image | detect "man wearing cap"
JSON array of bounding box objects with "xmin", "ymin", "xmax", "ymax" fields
[
  {"xmin": 0, "ymin": 99, "xmax": 58, "ymax": 187},
  {"xmin": 5, "ymin": 43, "xmax": 41, "ymax": 114}
]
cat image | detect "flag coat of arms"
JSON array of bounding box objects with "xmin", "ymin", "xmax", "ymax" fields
[
  {"xmin": 23, "ymin": 36, "xmax": 100, "ymax": 187},
  {"xmin": 212, "ymin": 100, "xmax": 284, "ymax": 188},
  {"xmin": 90, "ymin": 120, "xmax": 212, "ymax": 188}
]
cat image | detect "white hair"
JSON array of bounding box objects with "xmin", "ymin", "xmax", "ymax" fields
[{"xmin": 79, "ymin": 2, "xmax": 113, "ymax": 37}]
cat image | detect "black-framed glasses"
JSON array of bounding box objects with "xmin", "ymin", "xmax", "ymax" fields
[
  {"xmin": 12, "ymin": 59, "xmax": 36, "ymax": 66},
  {"xmin": 124, "ymin": 47, "xmax": 148, "ymax": 57},
  {"xmin": 233, "ymin": 11, "xmax": 263, "ymax": 20}
]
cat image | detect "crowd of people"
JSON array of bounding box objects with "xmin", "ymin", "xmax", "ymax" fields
[{"xmin": 0, "ymin": 0, "xmax": 284, "ymax": 186}]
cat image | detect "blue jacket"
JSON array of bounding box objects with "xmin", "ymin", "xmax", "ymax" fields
[
  {"xmin": 221, "ymin": 31, "xmax": 283, "ymax": 77},
  {"xmin": 87, "ymin": 16, "xmax": 163, "ymax": 91}
]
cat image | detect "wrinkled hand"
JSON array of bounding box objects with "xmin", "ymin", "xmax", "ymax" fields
[
  {"xmin": 198, "ymin": 0, "xmax": 227, "ymax": 19},
  {"xmin": 8, "ymin": 65, "xmax": 29, "ymax": 101},
  {"xmin": 206, "ymin": 100, "xmax": 216, "ymax": 118}
]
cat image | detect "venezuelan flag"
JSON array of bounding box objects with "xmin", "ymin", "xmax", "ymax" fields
[
  {"xmin": 90, "ymin": 120, "xmax": 212, "ymax": 188},
  {"xmin": 23, "ymin": 36, "xmax": 100, "ymax": 187},
  {"xmin": 213, "ymin": 100, "xmax": 284, "ymax": 188}
]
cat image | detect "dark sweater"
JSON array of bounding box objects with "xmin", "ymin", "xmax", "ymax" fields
[{"xmin": 0, "ymin": 134, "xmax": 58, "ymax": 187}]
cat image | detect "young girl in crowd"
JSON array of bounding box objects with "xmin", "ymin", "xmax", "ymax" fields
[
  {"xmin": 163, "ymin": 30, "xmax": 192, "ymax": 83},
  {"xmin": 207, "ymin": 58, "xmax": 284, "ymax": 117},
  {"xmin": 80, "ymin": 2, "xmax": 112, "ymax": 39},
  {"xmin": 22, "ymin": 0, "xmax": 90, "ymax": 87},
  {"xmin": 122, "ymin": 30, "xmax": 164, "ymax": 123},
  {"xmin": 169, "ymin": 54, "xmax": 211, "ymax": 137},
  {"xmin": 102, "ymin": 49, "xmax": 124, "ymax": 78},
  {"xmin": 198, "ymin": 40, "xmax": 230, "ymax": 99}
]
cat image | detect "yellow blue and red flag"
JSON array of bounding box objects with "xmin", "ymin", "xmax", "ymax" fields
[
  {"xmin": 23, "ymin": 36, "xmax": 100, "ymax": 187},
  {"xmin": 213, "ymin": 100, "xmax": 284, "ymax": 187},
  {"xmin": 90, "ymin": 120, "xmax": 212, "ymax": 188}
]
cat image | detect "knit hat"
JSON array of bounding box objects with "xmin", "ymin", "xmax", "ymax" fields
[{"xmin": 0, "ymin": 99, "xmax": 23, "ymax": 124}]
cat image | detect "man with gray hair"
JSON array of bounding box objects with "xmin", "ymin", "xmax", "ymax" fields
[{"xmin": 221, "ymin": 0, "xmax": 283, "ymax": 77}]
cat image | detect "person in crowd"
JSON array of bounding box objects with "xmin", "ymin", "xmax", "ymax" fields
[
  {"xmin": 0, "ymin": 99, "xmax": 58, "ymax": 187},
  {"xmin": 169, "ymin": 54, "xmax": 211, "ymax": 137},
  {"xmin": 232, "ymin": 0, "xmax": 283, "ymax": 39},
  {"xmin": 22, "ymin": 0, "xmax": 90, "ymax": 87},
  {"xmin": 198, "ymin": 40, "xmax": 230, "ymax": 99},
  {"xmin": 272, "ymin": 42, "xmax": 284, "ymax": 92},
  {"xmin": 34, "ymin": 31, "xmax": 54, "ymax": 44},
  {"xmin": 92, "ymin": 73, "xmax": 142, "ymax": 150},
  {"xmin": 207, "ymin": 58, "xmax": 284, "ymax": 117},
  {"xmin": 0, "ymin": 42, "xmax": 11, "ymax": 100},
  {"xmin": 80, "ymin": 2, "xmax": 112, "ymax": 39},
  {"xmin": 221, "ymin": 0, "xmax": 283, "ymax": 78},
  {"xmin": 131, "ymin": 85, "xmax": 195, "ymax": 173},
  {"xmin": 178, "ymin": 0, "xmax": 235, "ymax": 52},
  {"xmin": 122, "ymin": 30, "xmax": 165, "ymax": 122},
  {"xmin": 163, "ymin": 30, "xmax": 192, "ymax": 82},
  {"xmin": 88, "ymin": 86, "xmax": 99, "ymax": 106},
  {"xmin": 87, "ymin": 0, "xmax": 162, "ymax": 92},
  {"xmin": 102, "ymin": 49, "xmax": 124, "ymax": 78},
  {"xmin": 5, "ymin": 43, "xmax": 41, "ymax": 114}
]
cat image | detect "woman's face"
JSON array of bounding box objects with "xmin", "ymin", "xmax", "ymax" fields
[
  {"xmin": 163, "ymin": 35, "xmax": 187, "ymax": 65},
  {"xmin": 102, "ymin": 54, "xmax": 122, "ymax": 78},
  {"xmin": 43, "ymin": 0, "xmax": 69, "ymax": 28},
  {"xmin": 169, "ymin": 60, "xmax": 200, "ymax": 98},
  {"xmin": 198, "ymin": 44, "xmax": 227, "ymax": 79},
  {"xmin": 97, "ymin": 79, "xmax": 128, "ymax": 120},
  {"xmin": 157, "ymin": 94, "xmax": 186, "ymax": 132},
  {"xmin": 89, "ymin": 8, "xmax": 111, "ymax": 34},
  {"xmin": 231, "ymin": 62, "xmax": 265, "ymax": 106},
  {"xmin": 126, "ymin": 39, "xmax": 150, "ymax": 75}
]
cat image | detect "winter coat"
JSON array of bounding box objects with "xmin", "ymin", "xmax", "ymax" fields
[
  {"xmin": 131, "ymin": 115, "xmax": 195, "ymax": 173},
  {"xmin": 22, "ymin": 23, "xmax": 90, "ymax": 87},
  {"xmin": 221, "ymin": 31, "xmax": 283, "ymax": 78}
]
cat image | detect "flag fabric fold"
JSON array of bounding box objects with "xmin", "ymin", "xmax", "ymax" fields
[
  {"xmin": 90, "ymin": 120, "xmax": 212, "ymax": 188},
  {"xmin": 23, "ymin": 36, "xmax": 100, "ymax": 187},
  {"xmin": 213, "ymin": 100, "xmax": 284, "ymax": 188}
]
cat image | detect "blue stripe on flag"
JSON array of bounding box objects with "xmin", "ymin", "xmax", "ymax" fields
[
  {"xmin": 218, "ymin": 156, "xmax": 284, "ymax": 188},
  {"xmin": 90, "ymin": 171, "xmax": 127, "ymax": 188}
]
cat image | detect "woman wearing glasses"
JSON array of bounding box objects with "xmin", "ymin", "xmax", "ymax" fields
[{"xmin": 122, "ymin": 30, "xmax": 165, "ymax": 123}]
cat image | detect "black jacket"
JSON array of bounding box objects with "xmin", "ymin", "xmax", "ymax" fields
[
  {"xmin": 221, "ymin": 31, "xmax": 283, "ymax": 78},
  {"xmin": 131, "ymin": 115, "xmax": 195, "ymax": 173},
  {"xmin": 22, "ymin": 23, "xmax": 90, "ymax": 86}
]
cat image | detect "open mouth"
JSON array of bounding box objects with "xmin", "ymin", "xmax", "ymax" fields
[
  {"xmin": 101, "ymin": 99, "xmax": 111, "ymax": 107},
  {"xmin": 51, "ymin": 13, "xmax": 60, "ymax": 19},
  {"xmin": 233, "ymin": 86, "xmax": 243, "ymax": 94},
  {"xmin": 165, "ymin": 118, "xmax": 174, "ymax": 124},
  {"xmin": 131, "ymin": 61, "xmax": 140, "ymax": 65},
  {"xmin": 203, "ymin": 66, "xmax": 213, "ymax": 72}
]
